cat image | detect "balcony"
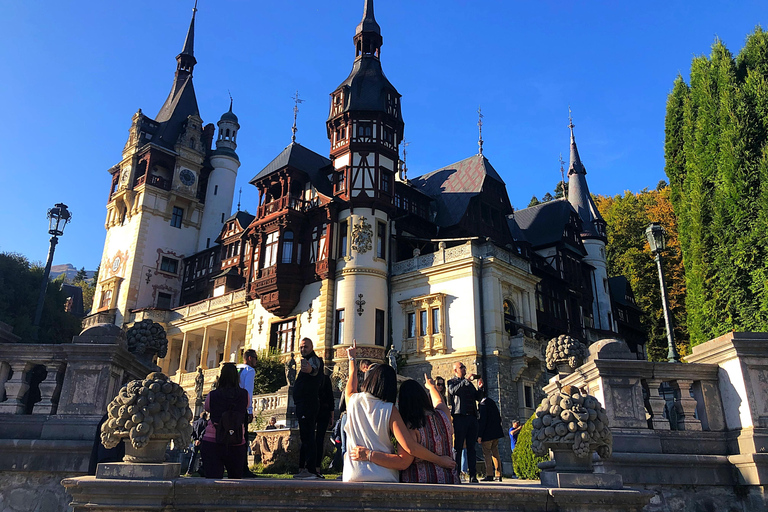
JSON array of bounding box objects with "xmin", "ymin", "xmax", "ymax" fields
[
  {"xmin": 134, "ymin": 173, "xmax": 172, "ymax": 192},
  {"xmin": 251, "ymin": 264, "xmax": 303, "ymax": 317},
  {"xmin": 257, "ymin": 196, "xmax": 307, "ymax": 218}
]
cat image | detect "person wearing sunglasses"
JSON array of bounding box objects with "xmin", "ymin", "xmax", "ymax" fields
[{"xmin": 447, "ymin": 362, "xmax": 484, "ymax": 483}]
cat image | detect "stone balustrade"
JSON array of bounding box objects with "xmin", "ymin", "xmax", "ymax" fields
[
  {"xmin": 0, "ymin": 345, "xmax": 68, "ymax": 415},
  {"xmin": 392, "ymin": 240, "xmax": 529, "ymax": 276}
]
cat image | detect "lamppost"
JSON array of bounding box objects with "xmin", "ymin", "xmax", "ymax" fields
[
  {"xmin": 33, "ymin": 203, "xmax": 72, "ymax": 334},
  {"xmin": 645, "ymin": 222, "xmax": 680, "ymax": 363}
]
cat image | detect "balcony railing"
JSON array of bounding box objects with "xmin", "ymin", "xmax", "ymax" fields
[{"xmin": 134, "ymin": 174, "xmax": 172, "ymax": 191}]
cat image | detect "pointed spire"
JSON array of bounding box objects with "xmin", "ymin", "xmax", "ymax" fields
[
  {"xmin": 181, "ymin": 1, "xmax": 198, "ymax": 57},
  {"xmin": 356, "ymin": 0, "xmax": 381, "ymax": 36},
  {"xmin": 568, "ymin": 106, "xmax": 586, "ymax": 176},
  {"xmin": 353, "ymin": 0, "xmax": 382, "ymax": 59},
  {"xmin": 566, "ymin": 108, "xmax": 606, "ymax": 240}
]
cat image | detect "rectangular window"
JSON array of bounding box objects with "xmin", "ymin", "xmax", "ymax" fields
[
  {"xmin": 270, "ymin": 319, "xmax": 296, "ymax": 353},
  {"xmin": 431, "ymin": 308, "xmax": 440, "ymax": 334},
  {"xmin": 375, "ymin": 309, "xmax": 385, "ymax": 346},
  {"xmin": 221, "ymin": 212, "xmax": 225, "ymax": 223},
  {"xmin": 171, "ymin": 207, "xmax": 183, "ymax": 228},
  {"xmin": 157, "ymin": 292, "xmax": 172, "ymax": 309},
  {"xmin": 263, "ymin": 231, "xmax": 279, "ymax": 268},
  {"xmin": 339, "ymin": 220, "xmax": 348, "ymax": 258},
  {"xmin": 381, "ymin": 171, "xmax": 390, "ymax": 193},
  {"xmin": 407, "ymin": 312, "xmax": 416, "ymax": 338},
  {"xmin": 524, "ymin": 385, "xmax": 534, "ymax": 409},
  {"xmin": 206, "ymin": 237, "xmax": 210, "ymax": 249},
  {"xmin": 99, "ymin": 289, "xmax": 112, "ymax": 310},
  {"xmin": 335, "ymin": 309, "xmax": 345, "ymax": 345},
  {"xmin": 160, "ymin": 256, "xmax": 179, "ymax": 274},
  {"xmin": 419, "ymin": 310, "xmax": 427, "ymax": 336},
  {"xmin": 376, "ymin": 222, "xmax": 387, "ymax": 259},
  {"xmin": 214, "ymin": 185, "xmax": 218, "ymax": 195}
]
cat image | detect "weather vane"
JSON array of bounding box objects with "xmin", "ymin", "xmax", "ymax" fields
[
  {"xmin": 401, "ymin": 138, "xmax": 411, "ymax": 180},
  {"xmin": 477, "ymin": 106, "xmax": 484, "ymax": 156},
  {"xmin": 568, "ymin": 105, "xmax": 574, "ymax": 132},
  {"xmin": 559, "ymin": 153, "xmax": 566, "ymax": 197},
  {"xmin": 237, "ymin": 187, "xmax": 242, "ymax": 212},
  {"xmin": 291, "ymin": 90, "xmax": 305, "ymax": 143}
]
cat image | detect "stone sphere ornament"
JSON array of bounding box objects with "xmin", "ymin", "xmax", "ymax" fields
[
  {"xmin": 545, "ymin": 334, "xmax": 588, "ymax": 374},
  {"xmin": 101, "ymin": 372, "xmax": 193, "ymax": 463},
  {"xmin": 126, "ymin": 319, "xmax": 168, "ymax": 367},
  {"xmin": 531, "ymin": 384, "xmax": 612, "ymax": 462}
]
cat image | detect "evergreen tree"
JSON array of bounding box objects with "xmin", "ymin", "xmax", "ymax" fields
[
  {"xmin": 541, "ymin": 192, "xmax": 554, "ymax": 203},
  {"xmin": 74, "ymin": 267, "xmax": 88, "ymax": 283},
  {"xmin": 665, "ymin": 28, "xmax": 768, "ymax": 345},
  {"xmin": 528, "ymin": 196, "xmax": 541, "ymax": 207}
]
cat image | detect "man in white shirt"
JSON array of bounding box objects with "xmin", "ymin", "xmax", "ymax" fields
[{"xmin": 237, "ymin": 349, "xmax": 257, "ymax": 478}]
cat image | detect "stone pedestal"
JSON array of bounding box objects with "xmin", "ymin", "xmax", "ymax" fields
[
  {"xmin": 96, "ymin": 462, "xmax": 180, "ymax": 480},
  {"xmin": 539, "ymin": 447, "xmax": 623, "ymax": 490}
]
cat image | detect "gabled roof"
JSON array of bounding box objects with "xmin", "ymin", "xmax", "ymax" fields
[
  {"xmin": 513, "ymin": 199, "xmax": 576, "ymax": 248},
  {"xmin": 249, "ymin": 143, "xmax": 333, "ymax": 196},
  {"xmin": 410, "ymin": 154, "xmax": 505, "ymax": 227},
  {"xmin": 227, "ymin": 210, "xmax": 255, "ymax": 229},
  {"xmin": 608, "ymin": 276, "xmax": 643, "ymax": 311},
  {"xmin": 154, "ymin": 75, "xmax": 199, "ymax": 150}
]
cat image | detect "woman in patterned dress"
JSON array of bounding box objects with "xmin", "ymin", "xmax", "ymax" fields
[{"xmin": 351, "ymin": 373, "xmax": 459, "ymax": 484}]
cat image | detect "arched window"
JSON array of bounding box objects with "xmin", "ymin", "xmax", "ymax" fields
[
  {"xmin": 282, "ymin": 231, "xmax": 294, "ymax": 263},
  {"xmin": 504, "ymin": 299, "xmax": 517, "ymax": 336},
  {"xmin": 225, "ymin": 128, "xmax": 230, "ymax": 139}
]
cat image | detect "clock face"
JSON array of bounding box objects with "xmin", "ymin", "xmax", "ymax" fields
[
  {"xmin": 179, "ymin": 169, "xmax": 196, "ymax": 186},
  {"xmin": 111, "ymin": 256, "xmax": 121, "ymax": 273}
]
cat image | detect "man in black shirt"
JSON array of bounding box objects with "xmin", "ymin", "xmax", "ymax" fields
[
  {"xmin": 447, "ymin": 361, "xmax": 484, "ymax": 483},
  {"xmin": 292, "ymin": 337, "xmax": 324, "ymax": 479}
]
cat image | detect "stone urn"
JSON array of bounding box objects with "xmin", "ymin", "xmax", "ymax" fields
[
  {"xmin": 101, "ymin": 372, "xmax": 192, "ymax": 463},
  {"xmin": 545, "ymin": 335, "xmax": 588, "ymax": 375},
  {"xmin": 531, "ymin": 385, "xmax": 612, "ymax": 472}
]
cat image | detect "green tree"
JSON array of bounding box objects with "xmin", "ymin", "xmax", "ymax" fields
[
  {"xmin": 512, "ymin": 414, "xmax": 549, "ymax": 480},
  {"xmin": 252, "ymin": 349, "xmax": 288, "ymax": 395},
  {"xmin": 594, "ymin": 189, "xmax": 689, "ymax": 360},
  {"xmin": 74, "ymin": 267, "xmax": 88, "ymax": 283},
  {"xmin": 0, "ymin": 252, "xmax": 82, "ymax": 343},
  {"xmin": 528, "ymin": 196, "xmax": 541, "ymax": 207},
  {"xmin": 665, "ymin": 28, "xmax": 768, "ymax": 345}
]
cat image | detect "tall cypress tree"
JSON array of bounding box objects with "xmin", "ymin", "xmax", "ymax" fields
[{"xmin": 665, "ymin": 28, "xmax": 768, "ymax": 345}]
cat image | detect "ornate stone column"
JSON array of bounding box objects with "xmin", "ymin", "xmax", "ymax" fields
[
  {"xmin": 222, "ymin": 320, "xmax": 233, "ymax": 363},
  {"xmin": 178, "ymin": 331, "xmax": 190, "ymax": 375},
  {"xmin": 670, "ymin": 379, "xmax": 702, "ymax": 431},
  {"xmin": 199, "ymin": 326, "xmax": 210, "ymax": 369},
  {"xmin": 0, "ymin": 361, "xmax": 33, "ymax": 414},
  {"xmin": 35, "ymin": 361, "xmax": 66, "ymax": 415},
  {"xmin": 645, "ymin": 378, "xmax": 670, "ymax": 430}
]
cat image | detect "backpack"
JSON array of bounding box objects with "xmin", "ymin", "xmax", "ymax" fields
[{"xmin": 214, "ymin": 390, "xmax": 245, "ymax": 445}]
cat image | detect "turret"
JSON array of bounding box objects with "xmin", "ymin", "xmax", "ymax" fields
[{"xmin": 198, "ymin": 102, "xmax": 241, "ymax": 252}]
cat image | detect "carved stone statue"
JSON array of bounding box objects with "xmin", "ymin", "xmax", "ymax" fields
[
  {"xmin": 387, "ymin": 348, "xmax": 398, "ymax": 374},
  {"xmin": 545, "ymin": 334, "xmax": 588, "ymax": 375},
  {"xmin": 194, "ymin": 366, "xmax": 204, "ymax": 403},
  {"xmin": 101, "ymin": 372, "xmax": 193, "ymax": 462},
  {"xmin": 286, "ymin": 353, "xmax": 297, "ymax": 386}
]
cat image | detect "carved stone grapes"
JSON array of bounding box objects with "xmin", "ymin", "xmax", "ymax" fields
[
  {"xmin": 531, "ymin": 384, "xmax": 612, "ymax": 460},
  {"xmin": 101, "ymin": 372, "xmax": 192, "ymax": 451},
  {"xmin": 126, "ymin": 319, "xmax": 168, "ymax": 361},
  {"xmin": 545, "ymin": 334, "xmax": 588, "ymax": 373}
]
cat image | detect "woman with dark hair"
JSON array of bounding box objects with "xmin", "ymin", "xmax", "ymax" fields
[
  {"xmin": 354, "ymin": 376, "xmax": 459, "ymax": 484},
  {"xmin": 343, "ymin": 340, "xmax": 455, "ymax": 482},
  {"xmin": 200, "ymin": 362, "xmax": 249, "ymax": 479}
]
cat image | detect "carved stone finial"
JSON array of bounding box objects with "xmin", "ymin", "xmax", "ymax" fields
[
  {"xmin": 101, "ymin": 372, "xmax": 193, "ymax": 460},
  {"xmin": 387, "ymin": 348, "xmax": 399, "ymax": 373},
  {"xmin": 545, "ymin": 334, "xmax": 587, "ymax": 375},
  {"xmin": 531, "ymin": 385, "xmax": 612, "ymax": 460},
  {"xmin": 126, "ymin": 320, "xmax": 168, "ymax": 367}
]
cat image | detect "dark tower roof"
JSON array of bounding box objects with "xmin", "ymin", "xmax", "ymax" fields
[
  {"xmin": 328, "ymin": 0, "xmax": 401, "ymax": 123},
  {"xmin": 566, "ymin": 120, "xmax": 606, "ymax": 240},
  {"xmin": 154, "ymin": 5, "xmax": 200, "ymax": 150},
  {"xmin": 249, "ymin": 143, "xmax": 334, "ymax": 196}
]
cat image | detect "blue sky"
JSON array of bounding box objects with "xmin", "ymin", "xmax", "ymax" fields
[{"xmin": 1, "ymin": 1, "xmax": 766, "ymax": 271}]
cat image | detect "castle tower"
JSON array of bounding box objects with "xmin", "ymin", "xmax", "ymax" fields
[
  {"xmin": 198, "ymin": 100, "xmax": 241, "ymax": 251},
  {"xmin": 91, "ymin": 5, "xmax": 217, "ymax": 326},
  {"xmin": 566, "ymin": 118, "xmax": 614, "ymax": 333},
  {"xmin": 326, "ymin": 0, "xmax": 403, "ymax": 356}
]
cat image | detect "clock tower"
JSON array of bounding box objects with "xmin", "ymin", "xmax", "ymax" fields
[
  {"xmin": 91, "ymin": 6, "xmax": 239, "ymax": 327},
  {"xmin": 327, "ymin": 0, "xmax": 403, "ymax": 357}
]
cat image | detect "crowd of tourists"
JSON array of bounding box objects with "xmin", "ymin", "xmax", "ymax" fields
[{"xmin": 193, "ymin": 338, "xmax": 520, "ymax": 483}]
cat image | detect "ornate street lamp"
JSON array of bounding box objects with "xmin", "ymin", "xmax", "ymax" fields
[
  {"xmin": 645, "ymin": 222, "xmax": 679, "ymax": 362},
  {"xmin": 33, "ymin": 203, "xmax": 72, "ymax": 333}
]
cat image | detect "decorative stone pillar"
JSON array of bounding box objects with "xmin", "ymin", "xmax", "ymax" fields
[
  {"xmin": 0, "ymin": 361, "xmax": 33, "ymax": 414},
  {"xmin": 199, "ymin": 326, "xmax": 210, "ymax": 369},
  {"xmin": 670, "ymin": 379, "xmax": 702, "ymax": 431},
  {"xmin": 34, "ymin": 361, "xmax": 66, "ymax": 415},
  {"xmin": 178, "ymin": 331, "xmax": 189, "ymax": 375},
  {"xmin": 645, "ymin": 378, "xmax": 671, "ymax": 430},
  {"xmin": 222, "ymin": 320, "xmax": 233, "ymax": 364},
  {"xmin": 0, "ymin": 361, "xmax": 10, "ymax": 402}
]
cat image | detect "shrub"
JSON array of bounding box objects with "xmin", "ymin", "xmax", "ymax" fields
[
  {"xmin": 252, "ymin": 349, "xmax": 287, "ymax": 396},
  {"xmin": 512, "ymin": 413, "xmax": 550, "ymax": 480}
]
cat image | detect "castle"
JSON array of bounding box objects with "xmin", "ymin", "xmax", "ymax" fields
[{"xmin": 85, "ymin": 0, "xmax": 643, "ymax": 463}]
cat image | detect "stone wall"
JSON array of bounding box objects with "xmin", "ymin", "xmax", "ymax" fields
[
  {"xmin": 633, "ymin": 484, "xmax": 767, "ymax": 512},
  {"xmin": 0, "ymin": 471, "xmax": 78, "ymax": 512}
]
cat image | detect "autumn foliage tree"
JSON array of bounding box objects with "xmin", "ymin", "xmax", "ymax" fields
[
  {"xmin": 594, "ymin": 187, "xmax": 689, "ymax": 360},
  {"xmin": 665, "ymin": 27, "xmax": 768, "ymax": 345}
]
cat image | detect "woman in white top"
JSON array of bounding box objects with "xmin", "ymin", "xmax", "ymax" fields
[{"xmin": 343, "ymin": 340, "xmax": 455, "ymax": 482}]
